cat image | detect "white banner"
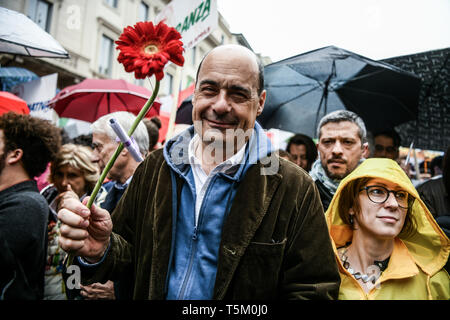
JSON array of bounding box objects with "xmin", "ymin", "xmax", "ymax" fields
[
  {"xmin": 156, "ymin": 0, "xmax": 218, "ymax": 49},
  {"xmin": 12, "ymin": 73, "xmax": 59, "ymax": 124}
]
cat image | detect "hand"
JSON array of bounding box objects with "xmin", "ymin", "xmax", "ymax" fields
[
  {"xmin": 58, "ymin": 195, "xmax": 112, "ymax": 262},
  {"xmin": 80, "ymin": 281, "xmax": 116, "ymax": 300},
  {"xmin": 56, "ymin": 184, "xmax": 80, "ymax": 211}
]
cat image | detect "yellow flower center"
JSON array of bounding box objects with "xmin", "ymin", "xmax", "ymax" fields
[{"xmin": 144, "ymin": 44, "xmax": 159, "ymax": 55}]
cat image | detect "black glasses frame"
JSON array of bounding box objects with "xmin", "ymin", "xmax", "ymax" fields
[{"xmin": 360, "ymin": 185, "xmax": 410, "ymax": 209}]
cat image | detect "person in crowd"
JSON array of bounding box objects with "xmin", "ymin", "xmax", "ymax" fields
[
  {"xmin": 57, "ymin": 44, "xmax": 340, "ymax": 300},
  {"xmin": 429, "ymin": 155, "xmax": 444, "ymax": 177},
  {"xmin": 275, "ymin": 149, "xmax": 294, "ymax": 163},
  {"xmin": 91, "ymin": 111, "xmax": 149, "ymax": 213},
  {"xmin": 286, "ymin": 133, "xmax": 317, "ymax": 171},
  {"xmin": 41, "ymin": 143, "xmax": 99, "ymax": 299},
  {"xmin": 417, "ymin": 147, "xmax": 450, "ymax": 271},
  {"xmin": 310, "ymin": 110, "xmax": 369, "ymax": 211},
  {"xmin": 371, "ymin": 129, "xmax": 401, "ymax": 161},
  {"xmin": 78, "ymin": 111, "xmax": 149, "ymax": 300},
  {"xmin": 0, "ymin": 112, "xmax": 61, "ymax": 299},
  {"xmin": 418, "ymin": 150, "xmax": 449, "ymax": 218},
  {"xmin": 143, "ymin": 116, "xmax": 162, "ymax": 151},
  {"xmin": 35, "ymin": 128, "xmax": 72, "ymax": 192},
  {"xmin": 326, "ymin": 158, "xmax": 449, "ymax": 299},
  {"xmin": 72, "ymin": 133, "xmax": 93, "ymax": 149}
]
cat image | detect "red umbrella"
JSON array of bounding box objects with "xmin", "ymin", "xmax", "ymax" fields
[
  {"xmin": 49, "ymin": 79, "xmax": 161, "ymax": 122},
  {"xmin": 0, "ymin": 91, "xmax": 29, "ymax": 116}
]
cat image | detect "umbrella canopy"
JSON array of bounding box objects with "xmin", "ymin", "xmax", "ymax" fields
[
  {"xmin": 0, "ymin": 67, "xmax": 38, "ymax": 91},
  {"xmin": 0, "ymin": 91, "xmax": 29, "ymax": 116},
  {"xmin": 49, "ymin": 79, "xmax": 161, "ymax": 123},
  {"xmin": 258, "ymin": 46, "xmax": 421, "ymax": 138},
  {"xmin": 0, "ymin": 7, "xmax": 69, "ymax": 58}
]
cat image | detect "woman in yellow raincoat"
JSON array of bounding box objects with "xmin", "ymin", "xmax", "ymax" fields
[{"xmin": 325, "ymin": 158, "xmax": 449, "ymax": 299}]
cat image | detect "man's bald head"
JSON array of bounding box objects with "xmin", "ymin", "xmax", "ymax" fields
[{"xmin": 195, "ymin": 44, "xmax": 264, "ymax": 95}]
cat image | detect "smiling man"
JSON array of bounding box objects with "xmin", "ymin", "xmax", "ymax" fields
[
  {"xmin": 310, "ymin": 110, "xmax": 369, "ymax": 211},
  {"xmin": 57, "ymin": 44, "xmax": 340, "ymax": 300}
]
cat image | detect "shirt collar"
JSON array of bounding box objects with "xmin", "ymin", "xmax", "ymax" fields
[
  {"xmin": 115, "ymin": 175, "xmax": 133, "ymax": 189},
  {"xmin": 188, "ymin": 133, "xmax": 247, "ymax": 174}
]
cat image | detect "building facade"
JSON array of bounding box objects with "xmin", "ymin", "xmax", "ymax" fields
[{"xmin": 0, "ymin": 0, "xmax": 269, "ymax": 97}]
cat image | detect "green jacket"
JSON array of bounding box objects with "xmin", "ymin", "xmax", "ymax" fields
[{"xmin": 82, "ymin": 149, "xmax": 340, "ymax": 299}]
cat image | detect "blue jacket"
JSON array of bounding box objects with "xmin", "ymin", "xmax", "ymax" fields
[{"xmin": 163, "ymin": 123, "xmax": 273, "ymax": 299}]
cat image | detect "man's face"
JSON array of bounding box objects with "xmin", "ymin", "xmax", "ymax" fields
[
  {"xmin": 373, "ymin": 135, "xmax": 398, "ymax": 160},
  {"xmin": 192, "ymin": 46, "xmax": 265, "ymax": 155},
  {"xmin": 318, "ymin": 121, "xmax": 366, "ymax": 180},
  {"xmin": 288, "ymin": 143, "xmax": 308, "ymax": 170},
  {"xmin": 91, "ymin": 132, "xmax": 124, "ymax": 181}
]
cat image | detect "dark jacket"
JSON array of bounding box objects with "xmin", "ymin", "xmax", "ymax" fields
[
  {"xmin": 314, "ymin": 179, "xmax": 333, "ymax": 212},
  {"xmin": 417, "ymin": 177, "xmax": 450, "ymax": 218},
  {"xmin": 0, "ymin": 180, "xmax": 49, "ymax": 299},
  {"xmin": 80, "ymin": 149, "xmax": 341, "ymax": 299}
]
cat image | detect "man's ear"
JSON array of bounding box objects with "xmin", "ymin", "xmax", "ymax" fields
[
  {"xmin": 7, "ymin": 149, "xmax": 23, "ymax": 165},
  {"xmin": 256, "ymin": 90, "xmax": 266, "ymax": 116},
  {"xmin": 120, "ymin": 147, "xmax": 129, "ymax": 157},
  {"xmin": 362, "ymin": 142, "xmax": 370, "ymax": 159}
]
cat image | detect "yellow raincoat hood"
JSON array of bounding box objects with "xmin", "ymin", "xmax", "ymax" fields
[{"xmin": 326, "ymin": 158, "xmax": 450, "ymax": 299}]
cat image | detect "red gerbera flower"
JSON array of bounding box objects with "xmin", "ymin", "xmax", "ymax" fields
[{"xmin": 115, "ymin": 21, "xmax": 184, "ymax": 81}]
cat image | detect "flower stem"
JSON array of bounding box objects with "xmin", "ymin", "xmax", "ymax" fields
[
  {"xmin": 64, "ymin": 80, "xmax": 160, "ymax": 279},
  {"xmin": 86, "ymin": 79, "xmax": 160, "ymax": 209}
]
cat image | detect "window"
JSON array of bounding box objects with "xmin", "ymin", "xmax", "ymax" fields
[
  {"xmin": 165, "ymin": 73, "xmax": 173, "ymax": 95},
  {"xmin": 191, "ymin": 46, "xmax": 197, "ymax": 66},
  {"xmin": 135, "ymin": 79, "xmax": 145, "ymax": 87},
  {"xmin": 104, "ymin": 0, "xmax": 118, "ymax": 8},
  {"xmin": 154, "ymin": 6, "xmax": 161, "ymax": 18},
  {"xmin": 28, "ymin": 0, "xmax": 53, "ymax": 32},
  {"xmin": 98, "ymin": 35, "xmax": 114, "ymax": 77},
  {"xmin": 139, "ymin": 2, "xmax": 149, "ymax": 21}
]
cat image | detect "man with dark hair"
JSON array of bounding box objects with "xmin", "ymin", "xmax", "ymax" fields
[
  {"xmin": 143, "ymin": 116, "xmax": 162, "ymax": 151},
  {"xmin": 0, "ymin": 112, "xmax": 61, "ymax": 299},
  {"xmin": 310, "ymin": 110, "xmax": 369, "ymax": 211},
  {"xmin": 286, "ymin": 133, "xmax": 317, "ymax": 171},
  {"xmin": 371, "ymin": 129, "xmax": 401, "ymax": 161},
  {"xmin": 417, "ymin": 150, "xmax": 450, "ymax": 219}
]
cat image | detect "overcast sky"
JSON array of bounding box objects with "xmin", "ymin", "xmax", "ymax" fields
[{"xmin": 217, "ymin": 0, "xmax": 450, "ymax": 62}]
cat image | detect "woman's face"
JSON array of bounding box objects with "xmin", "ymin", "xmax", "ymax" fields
[
  {"xmin": 53, "ymin": 164, "xmax": 87, "ymax": 198},
  {"xmin": 352, "ymin": 178, "xmax": 408, "ymax": 240}
]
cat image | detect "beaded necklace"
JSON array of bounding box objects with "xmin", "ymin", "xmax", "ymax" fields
[{"xmin": 339, "ymin": 248, "xmax": 390, "ymax": 284}]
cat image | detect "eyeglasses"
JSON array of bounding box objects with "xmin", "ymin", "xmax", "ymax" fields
[
  {"xmin": 360, "ymin": 185, "xmax": 410, "ymax": 209},
  {"xmin": 374, "ymin": 144, "xmax": 397, "ymax": 154}
]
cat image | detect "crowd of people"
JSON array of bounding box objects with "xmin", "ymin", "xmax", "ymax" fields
[{"xmin": 0, "ymin": 44, "xmax": 448, "ymax": 301}]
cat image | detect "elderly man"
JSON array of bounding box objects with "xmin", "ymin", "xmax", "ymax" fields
[
  {"xmin": 0, "ymin": 112, "xmax": 61, "ymax": 299},
  {"xmin": 309, "ymin": 110, "xmax": 369, "ymax": 211},
  {"xmin": 58, "ymin": 44, "xmax": 340, "ymax": 300},
  {"xmin": 91, "ymin": 111, "xmax": 149, "ymax": 213}
]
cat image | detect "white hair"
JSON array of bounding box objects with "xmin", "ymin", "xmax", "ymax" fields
[{"xmin": 91, "ymin": 111, "xmax": 149, "ymax": 155}]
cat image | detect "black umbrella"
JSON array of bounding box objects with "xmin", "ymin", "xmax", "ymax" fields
[{"xmin": 257, "ymin": 46, "xmax": 421, "ymax": 138}]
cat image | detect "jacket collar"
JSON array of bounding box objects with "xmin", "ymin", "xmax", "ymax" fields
[
  {"xmin": 380, "ymin": 238, "xmax": 419, "ymax": 281},
  {"xmin": 163, "ymin": 121, "xmax": 273, "ymax": 180}
]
